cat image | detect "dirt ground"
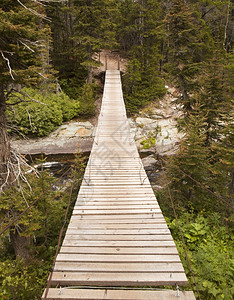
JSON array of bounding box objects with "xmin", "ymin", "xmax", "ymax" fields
[{"xmin": 93, "ymin": 49, "xmax": 128, "ymax": 73}]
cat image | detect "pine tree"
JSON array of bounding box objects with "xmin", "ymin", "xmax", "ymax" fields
[
  {"xmin": 47, "ymin": 0, "xmax": 118, "ymax": 95},
  {"xmin": 164, "ymin": 0, "xmax": 213, "ymax": 112},
  {"xmin": 0, "ymin": 0, "xmax": 53, "ymax": 259},
  {"xmin": 168, "ymin": 104, "xmax": 212, "ymax": 212},
  {"xmin": 72, "ymin": 0, "xmax": 117, "ymax": 81},
  {"xmin": 0, "ymin": 0, "xmax": 52, "ymax": 189},
  {"xmin": 119, "ymin": 0, "xmax": 166, "ymax": 113}
]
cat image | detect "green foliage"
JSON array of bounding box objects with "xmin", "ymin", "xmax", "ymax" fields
[
  {"xmin": 0, "ymin": 168, "xmax": 66, "ymax": 242},
  {"xmin": 0, "ymin": 154, "xmax": 87, "ymax": 298},
  {"xmin": 167, "ymin": 212, "xmax": 234, "ymax": 300},
  {"xmin": 118, "ymin": 0, "xmax": 167, "ymax": 114},
  {"xmin": 140, "ymin": 131, "xmax": 156, "ymax": 149},
  {"xmin": 163, "ymin": 0, "xmax": 214, "ymax": 111},
  {"xmin": 0, "ymin": 258, "xmax": 51, "ymax": 300},
  {"xmin": 47, "ymin": 0, "xmax": 118, "ymax": 96},
  {"xmin": 168, "ymin": 106, "xmax": 213, "ymax": 212},
  {"xmin": 7, "ymin": 88, "xmax": 80, "ymax": 136},
  {"xmin": 140, "ymin": 137, "xmax": 156, "ymax": 149},
  {"xmin": 0, "ymin": 0, "xmax": 52, "ymax": 87},
  {"xmin": 78, "ymin": 83, "xmax": 98, "ymax": 117},
  {"xmin": 123, "ymin": 59, "xmax": 166, "ymax": 114}
]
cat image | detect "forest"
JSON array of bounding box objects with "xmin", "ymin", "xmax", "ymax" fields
[{"xmin": 0, "ymin": 0, "xmax": 233, "ymax": 299}]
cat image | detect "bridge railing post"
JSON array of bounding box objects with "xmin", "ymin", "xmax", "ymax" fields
[{"xmin": 105, "ymin": 55, "xmax": 107, "ymax": 71}]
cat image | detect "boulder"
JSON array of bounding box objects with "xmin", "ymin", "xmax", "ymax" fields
[{"xmin": 142, "ymin": 155, "xmax": 158, "ymax": 171}]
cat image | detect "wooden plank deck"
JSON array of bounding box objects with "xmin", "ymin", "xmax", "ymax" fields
[{"xmin": 42, "ymin": 70, "xmax": 195, "ymax": 299}]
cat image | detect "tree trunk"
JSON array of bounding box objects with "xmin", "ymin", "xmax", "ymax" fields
[
  {"xmin": 0, "ymin": 85, "xmax": 12, "ymax": 189},
  {"xmin": 87, "ymin": 65, "xmax": 93, "ymax": 84},
  {"xmin": 10, "ymin": 230, "xmax": 31, "ymax": 261}
]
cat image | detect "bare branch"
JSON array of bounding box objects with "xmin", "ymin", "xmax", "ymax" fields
[
  {"xmin": 223, "ymin": 0, "xmax": 231, "ymax": 52},
  {"xmin": 25, "ymin": 108, "xmax": 36, "ymax": 131},
  {"xmin": 0, "ymin": 150, "xmax": 39, "ymax": 206},
  {"xmin": 0, "ymin": 51, "xmax": 15, "ymax": 80},
  {"xmin": 8, "ymin": 90, "xmax": 47, "ymax": 106},
  {"xmin": 31, "ymin": 0, "xmax": 46, "ymax": 6},
  {"xmin": 37, "ymin": 72, "xmax": 48, "ymax": 79},
  {"xmin": 36, "ymin": 0, "xmax": 68, "ymax": 3},
  {"xmin": 19, "ymin": 90, "xmax": 47, "ymax": 105},
  {"xmin": 16, "ymin": 0, "xmax": 52, "ymax": 22},
  {"xmin": 18, "ymin": 40, "xmax": 35, "ymax": 53}
]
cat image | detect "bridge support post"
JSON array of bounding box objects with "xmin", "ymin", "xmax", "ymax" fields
[{"xmin": 105, "ymin": 55, "xmax": 107, "ymax": 70}]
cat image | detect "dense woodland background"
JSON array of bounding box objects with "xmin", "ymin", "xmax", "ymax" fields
[{"xmin": 0, "ymin": 1, "xmax": 233, "ymax": 299}]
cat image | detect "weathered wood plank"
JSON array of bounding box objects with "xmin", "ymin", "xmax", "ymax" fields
[
  {"xmin": 50, "ymin": 272, "xmax": 188, "ymax": 286},
  {"xmin": 66, "ymin": 229, "xmax": 171, "ymax": 235},
  {"xmin": 59, "ymin": 246, "xmax": 178, "ymax": 255},
  {"xmin": 64, "ymin": 234, "xmax": 173, "ymax": 241},
  {"xmin": 42, "ymin": 288, "xmax": 196, "ymax": 300},
  {"xmin": 61, "ymin": 240, "xmax": 176, "ymax": 247},
  {"xmin": 67, "ymin": 223, "xmax": 167, "ymax": 229},
  {"xmin": 69, "ymin": 219, "xmax": 167, "ymax": 225},
  {"xmin": 74, "ymin": 205, "xmax": 160, "ymax": 210},
  {"xmin": 54, "ymin": 261, "xmax": 184, "ymax": 272},
  {"xmin": 75, "ymin": 201, "xmax": 159, "ymax": 205},
  {"xmin": 70, "ymin": 214, "xmax": 165, "ymax": 220},
  {"xmin": 72, "ymin": 209, "xmax": 161, "ymax": 215},
  {"xmin": 56, "ymin": 253, "xmax": 180, "ymax": 263}
]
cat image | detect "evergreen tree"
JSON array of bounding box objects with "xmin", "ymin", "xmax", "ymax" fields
[
  {"xmin": 0, "ymin": 0, "xmax": 54, "ymax": 259},
  {"xmin": 164, "ymin": 0, "xmax": 213, "ymax": 112},
  {"xmin": 168, "ymin": 105, "xmax": 212, "ymax": 212},
  {"xmin": 0, "ymin": 0, "xmax": 52, "ymax": 189},
  {"xmin": 118, "ymin": 0, "xmax": 166, "ymax": 113}
]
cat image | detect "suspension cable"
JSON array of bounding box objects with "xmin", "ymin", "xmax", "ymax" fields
[{"xmin": 43, "ymin": 166, "xmax": 76, "ymax": 299}]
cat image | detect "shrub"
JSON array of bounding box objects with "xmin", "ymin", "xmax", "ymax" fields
[
  {"xmin": 168, "ymin": 213, "xmax": 234, "ymax": 300},
  {"xmin": 0, "ymin": 258, "xmax": 51, "ymax": 300},
  {"xmin": 7, "ymin": 88, "xmax": 80, "ymax": 136},
  {"xmin": 78, "ymin": 83, "xmax": 97, "ymax": 117}
]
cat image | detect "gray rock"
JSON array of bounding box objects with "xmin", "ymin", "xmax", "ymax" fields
[
  {"xmin": 11, "ymin": 120, "xmax": 95, "ymax": 156},
  {"xmin": 135, "ymin": 117, "xmax": 157, "ymax": 126},
  {"xmin": 142, "ymin": 155, "xmax": 158, "ymax": 171},
  {"xmin": 51, "ymin": 121, "xmax": 94, "ymax": 138},
  {"xmin": 139, "ymin": 148, "xmax": 156, "ymax": 158}
]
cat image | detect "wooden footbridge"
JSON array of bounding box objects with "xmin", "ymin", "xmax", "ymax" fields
[{"xmin": 42, "ymin": 70, "xmax": 195, "ymax": 299}]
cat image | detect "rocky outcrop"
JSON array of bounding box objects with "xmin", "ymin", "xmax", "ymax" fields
[
  {"xmin": 129, "ymin": 86, "xmax": 183, "ymax": 156},
  {"xmin": 12, "ymin": 121, "xmax": 95, "ymax": 155}
]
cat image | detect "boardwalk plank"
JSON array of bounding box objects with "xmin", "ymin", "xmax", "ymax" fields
[
  {"xmin": 66, "ymin": 229, "xmax": 170, "ymax": 235},
  {"xmin": 56, "ymin": 253, "xmax": 181, "ymax": 263},
  {"xmin": 50, "ymin": 272, "xmax": 188, "ymax": 286},
  {"xmin": 59, "ymin": 246, "xmax": 178, "ymax": 255},
  {"xmin": 64, "ymin": 234, "xmax": 173, "ymax": 241},
  {"xmin": 42, "ymin": 288, "xmax": 196, "ymax": 300},
  {"xmin": 62, "ymin": 240, "xmax": 176, "ymax": 247},
  {"xmin": 54, "ymin": 261, "xmax": 184, "ymax": 272}
]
